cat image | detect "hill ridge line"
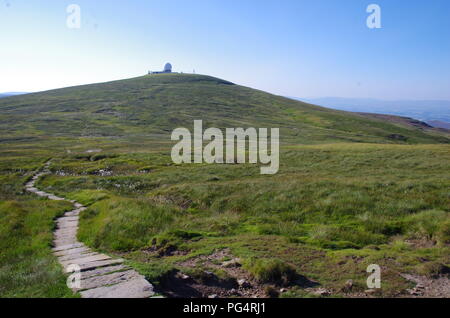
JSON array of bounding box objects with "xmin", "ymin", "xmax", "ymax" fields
[{"xmin": 25, "ymin": 161, "xmax": 155, "ymax": 298}]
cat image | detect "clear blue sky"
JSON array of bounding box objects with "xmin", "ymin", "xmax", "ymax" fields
[{"xmin": 1, "ymin": 0, "xmax": 449, "ymax": 99}]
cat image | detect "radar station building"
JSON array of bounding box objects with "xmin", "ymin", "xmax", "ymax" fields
[{"xmin": 149, "ymin": 63, "xmax": 173, "ymax": 75}]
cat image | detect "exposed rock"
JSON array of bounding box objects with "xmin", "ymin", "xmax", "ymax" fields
[
  {"xmin": 175, "ymin": 272, "xmax": 191, "ymax": 280},
  {"xmin": 365, "ymin": 289, "xmax": 378, "ymax": 295},
  {"xmin": 97, "ymin": 169, "xmax": 113, "ymax": 176},
  {"xmin": 265, "ymin": 286, "xmax": 280, "ymax": 298},
  {"xmin": 238, "ymin": 279, "xmax": 251, "ymax": 289},
  {"xmin": 341, "ymin": 279, "xmax": 353, "ymax": 292},
  {"xmin": 222, "ymin": 258, "xmax": 242, "ymax": 268},
  {"xmin": 229, "ymin": 288, "xmax": 239, "ymax": 295},
  {"xmin": 401, "ymin": 273, "xmax": 450, "ymax": 298},
  {"xmin": 311, "ymin": 288, "xmax": 331, "ymax": 297},
  {"xmin": 204, "ymin": 271, "xmax": 215, "ymax": 278}
]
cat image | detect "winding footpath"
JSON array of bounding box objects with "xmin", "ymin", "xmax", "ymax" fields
[{"xmin": 26, "ymin": 162, "xmax": 155, "ymax": 298}]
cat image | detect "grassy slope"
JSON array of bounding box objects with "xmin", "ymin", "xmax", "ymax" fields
[
  {"xmin": 0, "ymin": 74, "xmax": 448, "ymax": 144},
  {"xmin": 0, "ymin": 74, "xmax": 449, "ymax": 297},
  {"xmin": 0, "ymin": 156, "xmax": 76, "ymax": 298},
  {"xmin": 36, "ymin": 143, "xmax": 450, "ymax": 296}
]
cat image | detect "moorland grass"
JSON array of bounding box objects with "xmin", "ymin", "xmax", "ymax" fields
[
  {"xmin": 0, "ymin": 157, "xmax": 76, "ymax": 297},
  {"xmin": 32, "ymin": 143, "xmax": 450, "ymax": 296}
]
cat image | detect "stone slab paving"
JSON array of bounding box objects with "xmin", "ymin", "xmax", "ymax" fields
[
  {"xmin": 53, "ymin": 243, "xmax": 85, "ymax": 252},
  {"xmin": 78, "ymin": 259, "xmax": 126, "ymax": 272},
  {"xmin": 81, "ymin": 264, "xmax": 130, "ymax": 279},
  {"xmin": 80, "ymin": 277, "xmax": 155, "ymax": 298},
  {"xmin": 77, "ymin": 270, "xmax": 140, "ymax": 291},
  {"xmin": 59, "ymin": 252, "xmax": 99, "ymax": 262},
  {"xmin": 26, "ymin": 162, "xmax": 155, "ymax": 298}
]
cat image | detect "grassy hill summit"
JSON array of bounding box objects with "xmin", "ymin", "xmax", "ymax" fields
[{"xmin": 0, "ymin": 73, "xmax": 448, "ymax": 145}]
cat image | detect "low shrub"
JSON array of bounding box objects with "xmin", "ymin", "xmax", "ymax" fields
[{"xmin": 244, "ymin": 259, "xmax": 297, "ymax": 285}]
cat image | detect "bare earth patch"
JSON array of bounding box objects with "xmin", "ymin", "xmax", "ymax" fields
[
  {"xmin": 167, "ymin": 249, "xmax": 268, "ymax": 298},
  {"xmin": 151, "ymin": 249, "xmax": 318, "ymax": 298},
  {"xmin": 401, "ymin": 274, "xmax": 450, "ymax": 298}
]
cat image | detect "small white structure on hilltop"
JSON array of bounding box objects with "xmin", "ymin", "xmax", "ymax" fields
[
  {"xmin": 149, "ymin": 63, "xmax": 173, "ymax": 75},
  {"xmin": 164, "ymin": 63, "xmax": 172, "ymax": 73}
]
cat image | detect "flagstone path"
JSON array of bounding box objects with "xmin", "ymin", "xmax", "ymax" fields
[{"xmin": 25, "ymin": 161, "xmax": 155, "ymax": 298}]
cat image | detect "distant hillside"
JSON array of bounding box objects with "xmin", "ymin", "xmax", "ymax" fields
[
  {"xmin": 0, "ymin": 92, "xmax": 27, "ymax": 99},
  {"xmin": 0, "ymin": 74, "xmax": 448, "ymax": 145},
  {"xmin": 294, "ymin": 97, "xmax": 450, "ymax": 127},
  {"xmin": 427, "ymin": 120, "xmax": 450, "ymax": 130}
]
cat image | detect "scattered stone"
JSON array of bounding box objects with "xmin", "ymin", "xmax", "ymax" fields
[
  {"xmin": 238, "ymin": 279, "xmax": 251, "ymax": 289},
  {"xmin": 204, "ymin": 271, "xmax": 215, "ymax": 278},
  {"xmin": 365, "ymin": 289, "xmax": 378, "ymax": 295},
  {"xmin": 97, "ymin": 169, "xmax": 113, "ymax": 177},
  {"xmin": 229, "ymin": 288, "xmax": 239, "ymax": 295},
  {"xmin": 341, "ymin": 279, "xmax": 353, "ymax": 292},
  {"xmin": 222, "ymin": 258, "xmax": 241, "ymax": 268},
  {"xmin": 312, "ymin": 288, "xmax": 331, "ymax": 297},
  {"xmin": 265, "ymin": 286, "xmax": 280, "ymax": 298},
  {"xmin": 407, "ymin": 289, "xmax": 423, "ymax": 296},
  {"xmin": 176, "ymin": 272, "xmax": 191, "ymax": 280}
]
